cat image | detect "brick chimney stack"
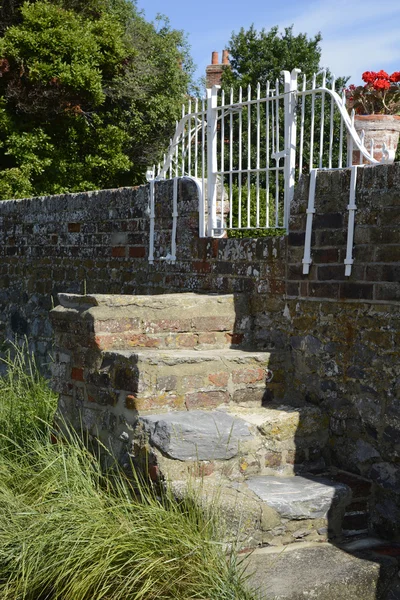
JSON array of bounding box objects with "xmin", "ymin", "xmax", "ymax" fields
[{"xmin": 206, "ymin": 50, "xmax": 230, "ymax": 88}]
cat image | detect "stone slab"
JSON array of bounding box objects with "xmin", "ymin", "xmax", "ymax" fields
[
  {"xmin": 107, "ymin": 347, "xmax": 269, "ymax": 365},
  {"xmin": 59, "ymin": 292, "xmax": 236, "ymax": 310},
  {"xmin": 57, "ymin": 292, "xmax": 247, "ymax": 329},
  {"xmin": 246, "ymin": 475, "xmax": 352, "ymax": 519},
  {"xmin": 243, "ymin": 542, "xmax": 397, "ymax": 600},
  {"xmin": 139, "ymin": 410, "xmax": 253, "ymax": 460}
]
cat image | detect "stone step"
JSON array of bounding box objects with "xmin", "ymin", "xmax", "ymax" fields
[
  {"xmin": 171, "ymin": 472, "xmax": 352, "ymax": 549},
  {"xmin": 129, "ymin": 407, "xmax": 329, "ymax": 482},
  {"xmin": 123, "ymin": 408, "xmax": 338, "ymax": 549},
  {"xmin": 101, "ymin": 348, "xmax": 271, "ymax": 412},
  {"xmin": 242, "ymin": 473, "xmax": 351, "ymax": 546},
  {"xmin": 241, "ymin": 540, "xmax": 398, "ymax": 600},
  {"xmin": 52, "ymin": 292, "xmax": 251, "ymax": 350}
]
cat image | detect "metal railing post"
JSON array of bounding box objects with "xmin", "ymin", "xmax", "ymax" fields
[
  {"xmin": 283, "ymin": 68, "xmax": 300, "ymax": 231},
  {"xmin": 206, "ymin": 85, "xmax": 219, "ymax": 236}
]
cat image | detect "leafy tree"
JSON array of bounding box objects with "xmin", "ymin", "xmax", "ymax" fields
[
  {"xmin": 222, "ymin": 25, "xmax": 323, "ymax": 90},
  {"xmin": 0, "ymin": 0, "xmax": 192, "ymax": 199}
]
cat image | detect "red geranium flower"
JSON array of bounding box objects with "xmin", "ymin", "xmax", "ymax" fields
[
  {"xmin": 362, "ymin": 71, "xmax": 377, "ymax": 83},
  {"xmin": 373, "ymin": 79, "xmax": 391, "ymax": 90},
  {"xmin": 376, "ymin": 70, "xmax": 389, "ymax": 79},
  {"xmin": 348, "ymin": 69, "xmax": 400, "ymax": 115}
]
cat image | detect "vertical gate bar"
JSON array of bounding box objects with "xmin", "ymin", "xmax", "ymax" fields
[
  {"xmin": 256, "ymin": 82, "xmax": 261, "ymax": 228},
  {"xmin": 220, "ymin": 89, "xmax": 225, "ymax": 231},
  {"xmin": 181, "ymin": 104, "xmax": 185, "ymax": 176},
  {"xmin": 229, "ymin": 87, "xmax": 233, "ymax": 229},
  {"xmin": 194, "ymin": 98, "xmax": 199, "ymax": 179},
  {"xmin": 310, "ymin": 73, "xmax": 316, "ymax": 170},
  {"xmin": 298, "ymin": 74, "xmax": 306, "ymax": 179},
  {"xmin": 175, "ymin": 121, "xmax": 179, "ymax": 177},
  {"xmin": 283, "ymin": 68, "xmax": 300, "ymax": 231},
  {"xmin": 339, "ymin": 89, "xmax": 345, "ymax": 168},
  {"xmin": 199, "ymin": 97, "xmax": 206, "ymax": 238},
  {"xmin": 247, "ymin": 84, "xmax": 252, "ymax": 228},
  {"xmin": 275, "ymin": 78, "xmax": 280, "ymax": 228},
  {"xmin": 188, "ymin": 99, "xmax": 192, "ymax": 176},
  {"xmin": 329, "ymin": 76, "xmax": 335, "ymax": 168},
  {"xmin": 238, "ymin": 86, "xmax": 243, "ymax": 229},
  {"xmin": 266, "ymin": 81, "xmax": 270, "ymax": 227},
  {"xmin": 344, "ymin": 165, "xmax": 358, "ymax": 276},
  {"xmin": 206, "ymin": 84, "xmax": 219, "ymax": 235},
  {"xmin": 347, "ymin": 109, "xmax": 355, "ymax": 167},
  {"xmin": 318, "ymin": 70, "xmax": 326, "ymax": 169}
]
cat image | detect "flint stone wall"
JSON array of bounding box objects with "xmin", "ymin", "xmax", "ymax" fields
[
  {"xmin": 0, "ymin": 163, "xmax": 400, "ymax": 538},
  {"xmin": 276, "ymin": 164, "xmax": 400, "ymax": 538},
  {"xmin": 0, "ymin": 178, "xmax": 285, "ymax": 370}
]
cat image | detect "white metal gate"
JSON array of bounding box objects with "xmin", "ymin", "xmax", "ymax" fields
[{"xmin": 147, "ymin": 67, "xmax": 389, "ymax": 251}]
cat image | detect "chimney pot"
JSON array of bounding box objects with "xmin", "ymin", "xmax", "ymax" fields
[
  {"xmin": 222, "ymin": 50, "xmax": 229, "ymax": 65},
  {"xmin": 211, "ymin": 51, "xmax": 219, "ymax": 65}
]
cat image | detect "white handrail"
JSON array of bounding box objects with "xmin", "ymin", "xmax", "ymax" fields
[{"xmin": 297, "ymin": 84, "xmax": 379, "ymax": 166}]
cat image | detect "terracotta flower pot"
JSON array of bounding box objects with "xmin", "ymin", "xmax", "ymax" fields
[{"xmin": 352, "ymin": 114, "xmax": 400, "ymax": 164}]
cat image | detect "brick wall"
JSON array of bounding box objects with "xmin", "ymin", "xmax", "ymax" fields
[
  {"xmin": 287, "ymin": 166, "xmax": 400, "ymax": 302},
  {"xmin": 278, "ymin": 164, "xmax": 400, "ymax": 538},
  {"xmin": 0, "ymin": 178, "xmax": 285, "ymax": 368},
  {"xmin": 1, "ymin": 162, "xmax": 400, "ymax": 538}
]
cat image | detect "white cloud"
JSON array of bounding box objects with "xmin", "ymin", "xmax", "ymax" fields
[
  {"xmin": 288, "ymin": 0, "xmax": 400, "ymax": 35},
  {"xmin": 321, "ymin": 31, "xmax": 400, "ymax": 81},
  {"xmin": 280, "ymin": 0, "xmax": 400, "ymax": 81}
]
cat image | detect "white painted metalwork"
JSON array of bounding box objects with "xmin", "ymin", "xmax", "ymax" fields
[
  {"xmin": 206, "ymin": 85, "xmax": 219, "ymax": 234},
  {"xmin": 146, "ymin": 66, "xmax": 385, "ymax": 257},
  {"xmin": 145, "ymin": 168, "xmax": 155, "ymax": 265},
  {"xmin": 283, "ymin": 68, "xmax": 300, "ymax": 230},
  {"xmin": 302, "ymin": 169, "xmax": 317, "ymax": 275},
  {"xmin": 344, "ymin": 166, "xmax": 358, "ymax": 276}
]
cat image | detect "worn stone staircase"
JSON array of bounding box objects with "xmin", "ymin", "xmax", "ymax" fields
[{"xmin": 51, "ymin": 292, "xmax": 398, "ymax": 599}]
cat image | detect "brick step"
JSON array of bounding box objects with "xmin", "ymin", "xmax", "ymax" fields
[
  {"xmin": 57, "ymin": 372, "xmax": 329, "ymax": 480},
  {"xmin": 53, "ymin": 292, "xmax": 251, "ymax": 350},
  {"xmin": 96, "ymin": 348, "xmax": 272, "ymax": 412},
  {"xmin": 54, "ymin": 347, "xmax": 275, "ymax": 413}
]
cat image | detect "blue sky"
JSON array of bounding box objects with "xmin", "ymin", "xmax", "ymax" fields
[{"xmin": 137, "ymin": 0, "xmax": 400, "ymax": 86}]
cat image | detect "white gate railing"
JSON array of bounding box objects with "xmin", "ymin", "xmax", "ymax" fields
[{"xmin": 147, "ymin": 68, "xmax": 389, "ymax": 248}]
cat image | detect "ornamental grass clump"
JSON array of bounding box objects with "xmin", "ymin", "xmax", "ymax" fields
[
  {"xmin": 345, "ymin": 70, "xmax": 400, "ymax": 115},
  {"xmin": 0, "ymin": 340, "xmax": 57, "ymax": 454},
  {"xmin": 0, "ymin": 344, "xmax": 255, "ymax": 600}
]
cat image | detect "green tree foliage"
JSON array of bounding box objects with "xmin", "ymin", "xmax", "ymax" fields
[
  {"xmin": 0, "ymin": 0, "xmax": 192, "ymax": 199},
  {"xmin": 222, "ymin": 24, "xmax": 323, "ymax": 90}
]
